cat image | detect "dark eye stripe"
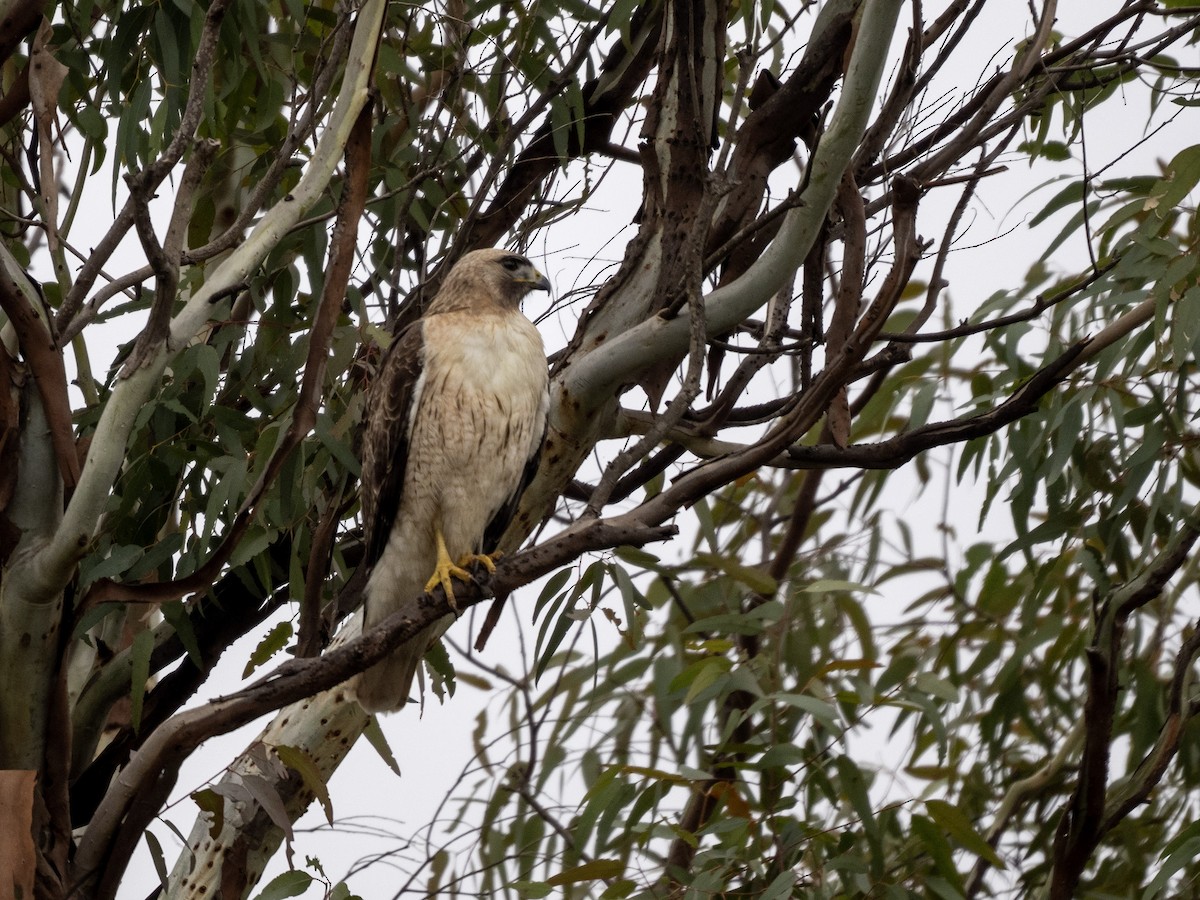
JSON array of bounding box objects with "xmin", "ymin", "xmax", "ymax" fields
[{"xmin": 501, "ymin": 255, "xmax": 528, "ymax": 271}]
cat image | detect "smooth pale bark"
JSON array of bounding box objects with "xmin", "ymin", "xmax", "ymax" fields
[
  {"xmin": 0, "ymin": 385, "xmax": 62, "ymax": 768},
  {"xmin": 564, "ymin": 0, "xmax": 904, "ymax": 406},
  {"xmin": 166, "ymin": 687, "xmax": 367, "ymax": 898}
]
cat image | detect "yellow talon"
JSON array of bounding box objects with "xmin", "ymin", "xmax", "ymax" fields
[
  {"xmin": 424, "ymin": 531, "xmax": 472, "ymax": 611},
  {"xmin": 456, "ymin": 551, "xmax": 500, "ymax": 575}
]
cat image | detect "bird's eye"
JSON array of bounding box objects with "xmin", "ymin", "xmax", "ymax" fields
[{"xmin": 501, "ymin": 256, "xmax": 525, "ymax": 272}]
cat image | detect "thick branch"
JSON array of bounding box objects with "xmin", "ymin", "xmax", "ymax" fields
[
  {"xmin": 1048, "ymin": 513, "xmax": 1200, "ymax": 898},
  {"xmin": 465, "ymin": 2, "xmax": 663, "ymax": 251},
  {"xmin": 564, "ymin": 0, "xmax": 903, "ymax": 407},
  {"xmin": 120, "ymin": 139, "xmax": 217, "ymax": 375},
  {"xmin": 0, "ymin": 0, "xmax": 45, "ymax": 68},
  {"xmin": 706, "ymin": 0, "xmax": 861, "ymax": 258},
  {"xmin": 71, "ymin": 515, "xmax": 676, "ymax": 893},
  {"xmin": 0, "ymin": 244, "xmax": 78, "ymax": 493},
  {"xmin": 69, "ymin": 536, "xmax": 295, "ymax": 825}
]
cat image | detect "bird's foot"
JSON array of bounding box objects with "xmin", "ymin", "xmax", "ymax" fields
[
  {"xmin": 424, "ymin": 557, "xmax": 472, "ymax": 612},
  {"xmin": 425, "ymin": 532, "xmax": 474, "ymax": 612},
  {"xmin": 456, "ymin": 550, "xmax": 501, "ymax": 576}
]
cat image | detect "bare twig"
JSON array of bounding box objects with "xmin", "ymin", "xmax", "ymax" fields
[
  {"xmin": 58, "ymin": 0, "xmax": 232, "ymax": 331},
  {"xmin": 1047, "ymin": 515, "xmax": 1200, "ymax": 898},
  {"xmin": 120, "ymin": 140, "xmax": 217, "ymax": 375}
]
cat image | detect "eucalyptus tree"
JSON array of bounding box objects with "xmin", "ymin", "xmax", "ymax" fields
[{"xmin": 1, "ymin": 0, "xmax": 1199, "ymax": 897}]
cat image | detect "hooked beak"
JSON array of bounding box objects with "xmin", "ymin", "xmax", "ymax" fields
[{"xmin": 531, "ymin": 270, "xmax": 551, "ymax": 292}]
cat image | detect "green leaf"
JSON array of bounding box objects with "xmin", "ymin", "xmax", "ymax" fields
[
  {"xmin": 613, "ymin": 545, "xmax": 662, "ymax": 568},
  {"xmin": 251, "ymin": 870, "xmax": 313, "ymax": 900},
  {"xmin": 509, "ymin": 882, "xmax": 552, "ymax": 899},
  {"xmin": 914, "ymin": 672, "xmax": 961, "ymax": 704},
  {"xmin": 533, "ymin": 567, "xmax": 573, "ymax": 618},
  {"xmin": 1038, "ymin": 140, "xmax": 1071, "ymax": 161},
  {"xmin": 758, "ymin": 743, "xmax": 805, "ymax": 768},
  {"xmin": 912, "ymin": 813, "xmax": 964, "ymax": 891},
  {"xmin": 1173, "ymin": 283, "xmax": 1200, "ymax": 363},
  {"xmin": 684, "ymin": 601, "xmax": 783, "ymax": 635},
  {"xmin": 191, "ymin": 788, "xmax": 225, "ymax": 839},
  {"xmin": 71, "ymin": 603, "xmax": 125, "ymax": 641},
  {"xmin": 760, "ymin": 870, "xmax": 796, "ymax": 900},
  {"xmin": 130, "ymin": 628, "xmax": 154, "ymax": 732},
  {"xmin": 83, "ymin": 543, "xmax": 144, "ymax": 583},
  {"xmin": 835, "ymin": 755, "xmax": 882, "ymax": 876},
  {"xmin": 76, "ymin": 104, "xmax": 108, "ymax": 142},
  {"xmin": 755, "ymin": 693, "xmax": 841, "ymax": 733},
  {"xmin": 423, "ymin": 637, "xmax": 456, "ymax": 702},
  {"xmin": 546, "ymin": 859, "xmax": 624, "ymax": 886},
  {"xmin": 243, "ymin": 621, "xmax": 293, "ymax": 678},
  {"xmin": 144, "ymin": 830, "xmax": 169, "ymax": 889},
  {"xmin": 1145, "ymin": 831, "xmax": 1200, "ymax": 898},
  {"xmin": 668, "ymin": 655, "xmax": 731, "ymax": 702},
  {"xmin": 797, "ymin": 579, "xmax": 877, "ymax": 595},
  {"xmin": 925, "ymin": 799, "xmax": 1005, "ymax": 869},
  {"xmin": 190, "ymin": 343, "xmax": 222, "ymax": 413},
  {"xmin": 715, "ymin": 557, "xmax": 777, "ymax": 595},
  {"xmin": 315, "ymin": 410, "xmax": 360, "ymax": 476},
  {"xmin": 1027, "ymin": 179, "xmax": 1085, "ymax": 227},
  {"xmin": 241, "ymin": 774, "xmax": 295, "ymax": 866},
  {"xmin": 618, "ymin": 765, "xmax": 690, "ymax": 785},
  {"xmin": 362, "ymin": 715, "xmax": 401, "ymax": 776},
  {"xmin": 1142, "ymin": 144, "xmax": 1200, "ymax": 224},
  {"xmin": 161, "ymin": 601, "xmax": 203, "ymax": 667},
  {"xmin": 275, "ymin": 745, "xmax": 333, "ymax": 825},
  {"xmin": 927, "ymin": 876, "xmax": 967, "ymax": 900}
]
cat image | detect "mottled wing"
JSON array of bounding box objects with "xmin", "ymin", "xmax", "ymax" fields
[
  {"xmin": 361, "ymin": 322, "xmax": 425, "ymax": 570},
  {"xmin": 474, "ymin": 419, "xmax": 547, "ymax": 653},
  {"xmin": 481, "ymin": 421, "xmax": 546, "ymax": 553}
]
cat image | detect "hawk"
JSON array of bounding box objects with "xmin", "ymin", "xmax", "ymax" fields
[{"xmin": 351, "ymin": 249, "xmax": 550, "ymax": 713}]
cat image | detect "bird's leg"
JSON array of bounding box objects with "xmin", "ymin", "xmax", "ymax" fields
[{"xmin": 424, "ymin": 529, "xmax": 472, "ymax": 611}]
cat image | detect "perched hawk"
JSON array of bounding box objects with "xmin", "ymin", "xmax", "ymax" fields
[{"xmin": 351, "ymin": 249, "xmax": 550, "ymax": 713}]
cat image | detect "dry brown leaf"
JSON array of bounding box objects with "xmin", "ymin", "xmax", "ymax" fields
[{"xmin": 828, "ymin": 386, "xmax": 851, "ymax": 448}]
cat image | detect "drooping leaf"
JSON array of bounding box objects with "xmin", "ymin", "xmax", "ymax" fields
[
  {"xmin": 925, "ymin": 799, "xmax": 1005, "ymax": 869},
  {"xmin": 274, "ymin": 744, "xmax": 333, "ymax": 826},
  {"xmin": 546, "ymin": 859, "xmax": 624, "ymax": 886},
  {"xmin": 250, "ymin": 870, "xmax": 313, "ymax": 900}
]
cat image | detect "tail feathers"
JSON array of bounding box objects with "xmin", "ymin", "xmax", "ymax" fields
[
  {"xmin": 351, "ymin": 614, "xmax": 462, "ymax": 713},
  {"xmin": 350, "ymin": 621, "xmax": 436, "ymax": 713}
]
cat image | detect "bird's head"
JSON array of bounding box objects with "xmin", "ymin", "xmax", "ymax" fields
[{"xmin": 431, "ymin": 248, "xmax": 551, "ymax": 314}]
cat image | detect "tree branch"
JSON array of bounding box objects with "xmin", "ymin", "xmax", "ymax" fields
[
  {"xmin": 71, "ymin": 514, "xmax": 676, "ymax": 894},
  {"xmin": 1048, "ymin": 512, "xmax": 1200, "ymax": 898},
  {"xmin": 0, "ymin": 244, "xmax": 78, "ymax": 493},
  {"xmin": 564, "ymin": 0, "xmax": 904, "ymax": 406},
  {"xmin": 120, "ymin": 138, "xmax": 217, "ymax": 375},
  {"xmin": 57, "ymin": 0, "xmax": 232, "ymax": 332},
  {"xmin": 16, "ymin": 0, "xmax": 386, "ymax": 611}
]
